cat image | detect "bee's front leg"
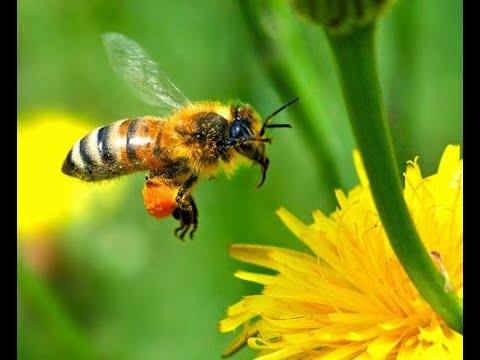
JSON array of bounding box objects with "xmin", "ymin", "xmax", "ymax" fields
[{"xmin": 173, "ymin": 174, "xmax": 199, "ymax": 240}]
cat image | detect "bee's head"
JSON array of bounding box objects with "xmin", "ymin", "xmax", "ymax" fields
[{"xmin": 228, "ymin": 97, "xmax": 298, "ymax": 188}]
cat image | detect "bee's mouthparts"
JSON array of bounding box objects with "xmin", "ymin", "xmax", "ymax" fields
[{"xmin": 257, "ymin": 157, "xmax": 270, "ymax": 188}]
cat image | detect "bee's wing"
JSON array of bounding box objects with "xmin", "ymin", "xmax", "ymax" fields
[{"xmin": 102, "ymin": 32, "xmax": 191, "ymax": 110}]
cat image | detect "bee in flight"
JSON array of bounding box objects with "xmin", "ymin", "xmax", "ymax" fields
[{"xmin": 62, "ymin": 33, "xmax": 298, "ymax": 240}]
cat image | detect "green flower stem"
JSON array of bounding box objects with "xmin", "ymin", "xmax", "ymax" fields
[
  {"xmin": 17, "ymin": 256, "xmax": 99, "ymax": 358},
  {"xmin": 325, "ymin": 23, "xmax": 463, "ymax": 334}
]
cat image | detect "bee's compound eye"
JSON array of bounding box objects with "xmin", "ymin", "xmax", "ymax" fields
[{"xmin": 230, "ymin": 122, "xmax": 242, "ymax": 138}]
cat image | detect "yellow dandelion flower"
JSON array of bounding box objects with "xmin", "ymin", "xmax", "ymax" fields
[
  {"xmin": 18, "ymin": 110, "xmax": 131, "ymax": 275},
  {"xmin": 219, "ymin": 145, "xmax": 462, "ymax": 359},
  {"xmin": 18, "ymin": 110, "xmax": 128, "ymax": 240}
]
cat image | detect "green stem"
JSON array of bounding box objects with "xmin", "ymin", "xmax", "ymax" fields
[
  {"xmin": 326, "ymin": 24, "xmax": 463, "ymax": 334},
  {"xmin": 17, "ymin": 256, "xmax": 99, "ymax": 359}
]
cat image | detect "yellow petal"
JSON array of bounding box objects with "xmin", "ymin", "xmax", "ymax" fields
[
  {"xmin": 437, "ymin": 145, "xmax": 461, "ymax": 176},
  {"xmin": 418, "ymin": 317, "xmax": 444, "ymax": 344},
  {"xmin": 353, "ymin": 148, "xmax": 369, "ymax": 187},
  {"xmin": 219, "ymin": 309, "xmax": 256, "ymax": 333},
  {"xmin": 366, "ymin": 333, "xmax": 401, "ymax": 358},
  {"xmin": 221, "ymin": 321, "xmax": 259, "ymax": 358},
  {"xmin": 229, "ymin": 244, "xmax": 316, "ymax": 272},
  {"xmin": 234, "ymin": 271, "xmax": 276, "ymax": 285},
  {"xmin": 321, "ymin": 342, "xmax": 367, "ymax": 360}
]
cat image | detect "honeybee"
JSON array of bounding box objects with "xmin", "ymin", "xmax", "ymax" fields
[{"xmin": 62, "ymin": 33, "xmax": 298, "ymax": 240}]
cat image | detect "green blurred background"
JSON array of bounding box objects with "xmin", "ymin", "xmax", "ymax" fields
[{"xmin": 18, "ymin": 1, "xmax": 462, "ymax": 359}]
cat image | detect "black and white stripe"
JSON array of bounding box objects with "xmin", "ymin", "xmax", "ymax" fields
[
  {"xmin": 126, "ymin": 118, "xmax": 140, "ymax": 163},
  {"xmin": 62, "ymin": 120, "xmax": 127, "ymax": 181}
]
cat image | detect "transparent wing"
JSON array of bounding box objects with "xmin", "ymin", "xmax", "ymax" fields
[{"xmin": 102, "ymin": 32, "xmax": 191, "ymax": 110}]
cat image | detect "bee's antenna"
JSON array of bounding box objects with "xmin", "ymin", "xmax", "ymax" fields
[{"xmin": 260, "ymin": 97, "xmax": 299, "ymax": 136}]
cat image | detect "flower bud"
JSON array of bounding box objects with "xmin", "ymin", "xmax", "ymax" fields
[{"xmin": 292, "ymin": 0, "xmax": 398, "ymax": 35}]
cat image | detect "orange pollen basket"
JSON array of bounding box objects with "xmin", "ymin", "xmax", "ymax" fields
[{"xmin": 142, "ymin": 179, "xmax": 178, "ymax": 219}]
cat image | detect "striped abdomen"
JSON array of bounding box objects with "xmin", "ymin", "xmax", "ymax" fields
[{"xmin": 62, "ymin": 117, "xmax": 167, "ymax": 181}]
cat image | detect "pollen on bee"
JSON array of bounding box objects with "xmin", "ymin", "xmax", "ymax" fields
[{"xmin": 142, "ymin": 178, "xmax": 178, "ymax": 219}]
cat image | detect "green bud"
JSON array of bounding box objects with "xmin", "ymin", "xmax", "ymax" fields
[{"xmin": 292, "ymin": 0, "xmax": 398, "ymax": 35}]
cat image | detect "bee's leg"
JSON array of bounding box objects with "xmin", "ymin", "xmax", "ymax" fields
[
  {"xmin": 175, "ymin": 174, "xmax": 199, "ymax": 211},
  {"xmin": 173, "ymin": 174, "xmax": 199, "ymax": 240},
  {"xmin": 172, "ymin": 207, "xmax": 186, "ymax": 239},
  {"xmin": 172, "ymin": 195, "xmax": 198, "ymax": 240},
  {"xmin": 189, "ymin": 197, "xmax": 198, "ymax": 237}
]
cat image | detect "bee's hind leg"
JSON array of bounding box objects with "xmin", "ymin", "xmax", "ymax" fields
[
  {"xmin": 172, "ymin": 174, "xmax": 199, "ymax": 240},
  {"xmin": 172, "ymin": 194, "xmax": 198, "ymax": 240}
]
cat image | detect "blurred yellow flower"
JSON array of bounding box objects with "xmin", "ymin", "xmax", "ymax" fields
[
  {"xmin": 18, "ymin": 110, "xmax": 127, "ymax": 241},
  {"xmin": 220, "ymin": 145, "xmax": 462, "ymax": 359}
]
